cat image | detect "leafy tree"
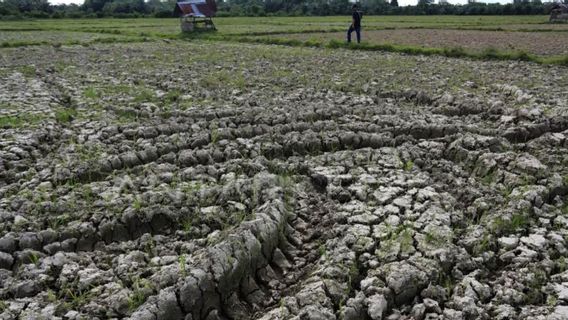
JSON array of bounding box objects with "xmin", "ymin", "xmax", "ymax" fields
[
  {"xmin": 417, "ymin": 0, "xmax": 434, "ymax": 6},
  {"xmin": 4, "ymin": 0, "xmax": 50, "ymax": 13}
]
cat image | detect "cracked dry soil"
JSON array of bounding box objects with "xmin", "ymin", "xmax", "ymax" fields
[{"xmin": 1, "ymin": 41, "xmax": 568, "ymax": 320}]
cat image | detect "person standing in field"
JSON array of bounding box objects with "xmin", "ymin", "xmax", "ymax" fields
[{"xmin": 347, "ymin": 4, "xmax": 362, "ymax": 44}]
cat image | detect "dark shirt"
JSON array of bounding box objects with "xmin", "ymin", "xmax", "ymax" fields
[{"xmin": 352, "ymin": 11, "xmax": 361, "ymax": 28}]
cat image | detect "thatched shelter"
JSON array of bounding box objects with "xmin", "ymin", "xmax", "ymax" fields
[
  {"xmin": 174, "ymin": 0, "xmax": 217, "ymax": 32},
  {"xmin": 550, "ymin": 3, "xmax": 568, "ymax": 23}
]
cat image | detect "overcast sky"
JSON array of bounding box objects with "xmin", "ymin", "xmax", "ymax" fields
[{"xmin": 49, "ymin": 0, "xmax": 512, "ymax": 7}]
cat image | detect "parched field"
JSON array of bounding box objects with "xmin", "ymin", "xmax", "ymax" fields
[{"xmin": 1, "ymin": 16, "xmax": 568, "ymax": 320}]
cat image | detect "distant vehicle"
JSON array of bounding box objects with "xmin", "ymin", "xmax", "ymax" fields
[
  {"xmin": 549, "ymin": 3, "xmax": 568, "ymax": 23},
  {"xmin": 174, "ymin": 0, "xmax": 217, "ymax": 32}
]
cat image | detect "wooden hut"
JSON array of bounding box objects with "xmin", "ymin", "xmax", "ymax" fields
[
  {"xmin": 174, "ymin": 0, "xmax": 217, "ymax": 32},
  {"xmin": 550, "ymin": 3, "xmax": 568, "ymax": 23}
]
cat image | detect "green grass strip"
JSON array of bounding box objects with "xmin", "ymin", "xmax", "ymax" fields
[
  {"xmin": 228, "ymin": 36, "xmax": 568, "ymax": 66},
  {"xmin": 0, "ymin": 36, "xmax": 151, "ymax": 48}
]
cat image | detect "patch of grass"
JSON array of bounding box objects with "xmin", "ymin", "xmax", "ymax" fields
[
  {"xmin": 399, "ymin": 228, "xmax": 414, "ymax": 252},
  {"xmin": 61, "ymin": 287, "xmax": 94, "ymax": 310},
  {"xmin": 473, "ymin": 233, "xmax": 493, "ymax": 255},
  {"xmin": 481, "ymin": 169, "xmax": 498, "ymax": 185},
  {"xmin": 132, "ymin": 197, "xmax": 143, "ymax": 211},
  {"xmin": 75, "ymin": 143, "xmax": 104, "ymax": 162},
  {"xmin": 81, "ymin": 185, "xmax": 95, "ymax": 203},
  {"xmin": 0, "ymin": 113, "xmax": 44, "ymax": 128},
  {"xmin": 182, "ymin": 217, "xmax": 194, "ymax": 233},
  {"xmin": 133, "ymin": 89, "xmax": 156, "ymax": 103},
  {"xmin": 127, "ymin": 278, "xmax": 153, "ymax": 312},
  {"xmin": 442, "ymin": 46, "xmax": 467, "ymax": 57},
  {"xmin": 164, "ymin": 89, "xmax": 181, "ymax": 103},
  {"xmin": 492, "ymin": 213, "xmax": 529, "ymax": 235},
  {"xmin": 318, "ymin": 243, "xmax": 327, "ymax": 259},
  {"xmin": 179, "ymin": 254, "xmax": 187, "ymax": 278},
  {"xmin": 545, "ymin": 54, "xmax": 568, "ymax": 66},
  {"xmin": 29, "ymin": 251, "xmax": 40, "ymax": 266},
  {"xmin": 114, "ymin": 109, "xmax": 139, "ymax": 122},
  {"xmin": 556, "ymin": 257, "xmax": 568, "ymax": 273},
  {"xmin": 403, "ymin": 159, "xmax": 414, "ymax": 172},
  {"xmin": 84, "ymin": 87, "xmax": 99, "ymax": 99},
  {"xmin": 48, "ymin": 214, "xmax": 72, "ymax": 230},
  {"xmin": 525, "ymin": 269, "xmax": 547, "ymax": 304},
  {"xmin": 210, "ymin": 125, "xmax": 219, "ymax": 145},
  {"xmin": 440, "ymin": 272, "xmax": 455, "ymax": 296},
  {"xmin": 547, "ymin": 294, "xmax": 558, "ymax": 307},
  {"xmin": 202, "ymin": 70, "xmax": 233, "ymax": 89},
  {"xmin": 18, "ymin": 65, "xmax": 37, "ymax": 77},
  {"xmin": 55, "ymin": 108, "xmax": 77, "ymax": 124},
  {"xmin": 46, "ymin": 289, "xmax": 57, "ymax": 303}
]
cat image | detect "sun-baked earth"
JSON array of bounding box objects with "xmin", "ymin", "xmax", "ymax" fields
[{"xmin": 1, "ymin": 38, "xmax": 568, "ymax": 320}]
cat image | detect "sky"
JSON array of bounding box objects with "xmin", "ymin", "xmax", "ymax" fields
[{"xmin": 49, "ymin": 0, "xmax": 511, "ymax": 7}]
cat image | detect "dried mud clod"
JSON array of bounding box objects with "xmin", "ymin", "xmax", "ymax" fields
[{"xmin": 0, "ymin": 41, "xmax": 568, "ymax": 320}]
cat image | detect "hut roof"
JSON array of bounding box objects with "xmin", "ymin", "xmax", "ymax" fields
[
  {"xmin": 551, "ymin": 3, "xmax": 568, "ymax": 12},
  {"xmin": 174, "ymin": 0, "xmax": 217, "ymax": 17}
]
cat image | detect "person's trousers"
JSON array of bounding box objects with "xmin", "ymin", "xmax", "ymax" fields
[{"xmin": 347, "ymin": 26, "xmax": 361, "ymax": 43}]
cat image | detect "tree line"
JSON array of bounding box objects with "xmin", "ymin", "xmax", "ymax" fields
[{"xmin": 0, "ymin": 0, "xmax": 563, "ymax": 19}]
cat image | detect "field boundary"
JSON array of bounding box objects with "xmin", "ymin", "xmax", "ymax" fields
[{"xmin": 1, "ymin": 17, "xmax": 567, "ymax": 66}]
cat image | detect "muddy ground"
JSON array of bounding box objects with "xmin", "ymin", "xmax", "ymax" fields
[{"xmin": 1, "ymin": 41, "xmax": 568, "ymax": 320}]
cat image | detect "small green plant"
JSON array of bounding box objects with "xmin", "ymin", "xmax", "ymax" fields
[
  {"xmin": 164, "ymin": 89, "xmax": 181, "ymax": 103},
  {"xmin": 399, "ymin": 228, "xmax": 414, "ymax": 252},
  {"xmin": 115, "ymin": 109, "xmax": 139, "ymax": 123},
  {"xmin": 0, "ymin": 300, "xmax": 7, "ymax": 312},
  {"xmin": 492, "ymin": 213, "xmax": 529, "ymax": 235},
  {"xmin": 144, "ymin": 237, "xmax": 155, "ymax": 258},
  {"xmin": 318, "ymin": 243, "xmax": 327, "ymax": 259},
  {"xmin": 84, "ymin": 87, "xmax": 99, "ymax": 99},
  {"xmin": 46, "ymin": 289, "xmax": 57, "ymax": 303},
  {"xmin": 128, "ymin": 290, "xmax": 146, "ymax": 312},
  {"xmin": 63, "ymin": 287, "xmax": 92, "ymax": 309},
  {"xmin": 347, "ymin": 261, "xmax": 360, "ymax": 291},
  {"xmin": 473, "ymin": 233, "xmax": 492, "ymax": 255},
  {"xmin": 440, "ymin": 272, "xmax": 455, "ymax": 296},
  {"xmin": 481, "ymin": 169, "xmax": 498, "ymax": 185},
  {"xmin": 182, "ymin": 217, "xmax": 193, "ymax": 233},
  {"xmin": 82, "ymin": 186, "xmax": 95, "ymax": 203},
  {"xmin": 55, "ymin": 109, "xmax": 77, "ymax": 123},
  {"xmin": 48, "ymin": 214, "xmax": 71, "ymax": 230},
  {"xmin": 29, "ymin": 251, "xmax": 40, "ymax": 266},
  {"xmin": 179, "ymin": 254, "xmax": 187, "ymax": 278},
  {"xmin": 19, "ymin": 65, "xmax": 36, "ymax": 77},
  {"xmin": 525, "ymin": 269, "xmax": 547, "ymax": 304},
  {"xmin": 0, "ymin": 114, "xmax": 44, "ymax": 128},
  {"xmin": 403, "ymin": 160, "xmax": 414, "ymax": 172},
  {"xmin": 233, "ymin": 210, "xmax": 249, "ymax": 224},
  {"xmin": 501, "ymin": 185, "xmax": 514, "ymax": 199},
  {"xmin": 279, "ymin": 298, "xmax": 286, "ymax": 317},
  {"xmin": 133, "ymin": 197, "xmax": 143, "ymax": 211},
  {"xmin": 133, "ymin": 89, "xmax": 156, "ymax": 103},
  {"xmin": 547, "ymin": 294, "xmax": 558, "ymax": 307},
  {"xmin": 563, "ymin": 203, "xmax": 568, "ymax": 216},
  {"xmin": 128, "ymin": 282, "xmax": 150, "ymax": 312},
  {"xmin": 210, "ymin": 125, "xmax": 219, "ymax": 145},
  {"xmin": 443, "ymin": 46, "xmax": 467, "ymax": 58}
]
